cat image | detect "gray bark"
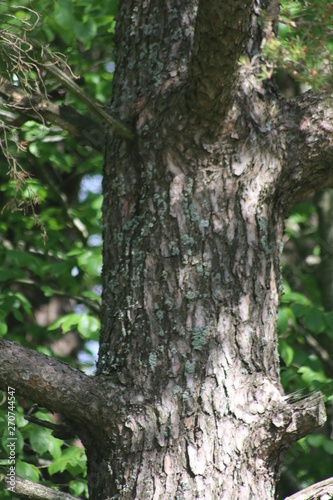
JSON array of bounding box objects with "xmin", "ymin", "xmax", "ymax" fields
[{"xmin": 94, "ymin": 1, "xmax": 332, "ymax": 498}]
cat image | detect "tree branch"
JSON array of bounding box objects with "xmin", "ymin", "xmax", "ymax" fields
[
  {"xmin": 3, "ymin": 475, "xmax": 79, "ymax": 500},
  {"xmin": 42, "ymin": 65, "xmax": 134, "ymax": 140},
  {"xmin": 188, "ymin": 0, "xmax": 253, "ymax": 118},
  {"xmin": 0, "ymin": 77, "xmax": 105, "ymax": 151},
  {"xmin": 264, "ymin": 389, "xmax": 326, "ymax": 457},
  {"xmin": 0, "ymin": 339, "xmax": 111, "ymax": 435},
  {"xmin": 285, "ymin": 476, "xmax": 333, "ymax": 500},
  {"xmin": 276, "ymin": 91, "xmax": 333, "ymax": 212},
  {"xmin": 282, "ymin": 390, "xmax": 326, "ymax": 442},
  {"xmin": 24, "ymin": 414, "xmax": 75, "ymax": 440},
  {"xmin": 11, "ymin": 278, "xmax": 100, "ymax": 315}
]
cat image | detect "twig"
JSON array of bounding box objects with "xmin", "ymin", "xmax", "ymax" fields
[
  {"xmin": 0, "ymin": 76, "xmax": 105, "ymax": 151},
  {"xmin": 12, "ymin": 279, "xmax": 100, "ymax": 315},
  {"xmin": 42, "ymin": 64, "xmax": 135, "ymax": 140},
  {"xmin": 24, "ymin": 414, "xmax": 76, "ymax": 440}
]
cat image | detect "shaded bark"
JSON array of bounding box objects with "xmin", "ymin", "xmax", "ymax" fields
[{"xmin": 189, "ymin": 0, "xmax": 253, "ymax": 118}]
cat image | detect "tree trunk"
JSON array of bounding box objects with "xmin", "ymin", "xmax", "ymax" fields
[{"xmin": 88, "ymin": 1, "xmax": 328, "ymax": 498}]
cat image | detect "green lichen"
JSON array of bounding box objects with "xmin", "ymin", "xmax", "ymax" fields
[
  {"xmin": 191, "ymin": 327, "xmax": 208, "ymax": 351},
  {"xmin": 168, "ymin": 241, "xmax": 180, "ymax": 256},
  {"xmin": 181, "ymin": 234, "xmax": 195, "ymax": 246},
  {"xmin": 185, "ymin": 178, "xmax": 194, "ymax": 195},
  {"xmin": 185, "ymin": 360, "xmax": 195, "ymax": 374},
  {"xmin": 188, "ymin": 203, "xmax": 199, "ymax": 222},
  {"xmin": 257, "ymin": 214, "xmax": 272, "ymax": 256},
  {"xmin": 185, "ymin": 291, "xmax": 197, "ymax": 301},
  {"xmin": 164, "ymin": 299, "xmax": 173, "ymax": 310},
  {"xmin": 155, "ymin": 309, "xmax": 164, "ymax": 321},
  {"xmin": 149, "ymin": 352, "xmax": 158, "ymax": 368},
  {"xmin": 199, "ymin": 219, "xmax": 209, "ymax": 228},
  {"xmin": 172, "ymin": 385, "xmax": 183, "ymax": 395},
  {"xmin": 182, "ymin": 390, "xmax": 190, "ymax": 401},
  {"xmin": 153, "ymin": 192, "xmax": 168, "ymax": 219}
]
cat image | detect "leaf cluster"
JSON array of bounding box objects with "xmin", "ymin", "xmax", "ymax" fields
[
  {"xmin": 278, "ymin": 199, "xmax": 333, "ymax": 497},
  {"xmin": 263, "ymin": 0, "xmax": 333, "ymax": 92}
]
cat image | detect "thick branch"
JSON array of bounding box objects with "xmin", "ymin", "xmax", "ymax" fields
[
  {"xmin": 0, "ymin": 339, "xmax": 111, "ymax": 433},
  {"xmin": 0, "ymin": 77, "xmax": 104, "ymax": 151},
  {"xmin": 263, "ymin": 390, "xmax": 326, "ymax": 458},
  {"xmin": 189, "ymin": 0, "xmax": 253, "ymax": 118},
  {"xmin": 282, "ymin": 390, "xmax": 326, "ymax": 441},
  {"xmin": 276, "ymin": 92, "xmax": 333, "ymax": 212},
  {"xmin": 285, "ymin": 476, "xmax": 333, "ymax": 500},
  {"xmin": 4, "ymin": 476, "xmax": 78, "ymax": 500}
]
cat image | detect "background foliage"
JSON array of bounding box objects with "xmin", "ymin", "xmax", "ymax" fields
[
  {"xmin": 0, "ymin": 0, "xmax": 332, "ymax": 498},
  {"xmin": 0, "ymin": 0, "xmax": 118, "ymax": 496}
]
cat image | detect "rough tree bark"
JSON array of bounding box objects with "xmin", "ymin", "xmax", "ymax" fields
[{"xmin": 1, "ymin": 1, "xmax": 333, "ymax": 499}]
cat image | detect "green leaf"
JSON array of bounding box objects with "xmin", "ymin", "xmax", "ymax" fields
[
  {"xmin": 49, "ymin": 314, "xmax": 80, "ymax": 333},
  {"xmin": 1, "ymin": 428, "xmax": 24, "ymax": 454},
  {"xmin": 279, "ymin": 340, "xmax": 294, "ymax": 367},
  {"xmin": 0, "ymin": 269, "xmax": 25, "ymax": 282},
  {"xmin": 324, "ymin": 312, "xmax": 333, "ymax": 339},
  {"xmin": 307, "ymin": 434, "xmax": 324, "ymax": 448},
  {"xmin": 16, "ymin": 461, "xmax": 40, "ymax": 482},
  {"xmin": 291, "ymin": 303, "xmax": 311, "ymax": 319},
  {"xmin": 277, "ymin": 307, "xmax": 295, "ymax": 333},
  {"xmin": 298, "ymin": 366, "xmax": 326, "ymax": 386},
  {"xmin": 78, "ymin": 315, "xmax": 100, "ymax": 339},
  {"xmin": 30, "ymin": 427, "xmax": 52, "ymax": 456},
  {"xmin": 53, "ymin": 0, "xmax": 74, "ymax": 40},
  {"xmin": 69, "ymin": 479, "xmax": 88, "ymax": 497},
  {"xmin": 48, "ymin": 446, "xmax": 87, "ymax": 476},
  {"xmin": 0, "ymin": 321, "xmax": 8, "ymax": 337},
  {"xmin": 304, "ymin": 308, "xmax": 325, "ymax": 334},
  {"xmin": 40, "ymin": 285, "xmax": 54, "ymax": 297},
  {"xmin": 323, "ymin": 439, "xmax": 333, "ymax": 455},
  {"xmin": 74, "ymin": 19, "xmax": 97, "ymax": 45},
  {"xmin": 47, "ymin": 436, "xmax": 63, "ymax": 460},
  {"xmin": 78, "ymin": 250, "xmax": 102, "ymax": 277},
  {"xmin": 281, "ymin": 291, "xmax": 312, "ymax": 305},
  {"xmin": 82, "ymin": 290, "xmax": 101, "ymax": 303}
]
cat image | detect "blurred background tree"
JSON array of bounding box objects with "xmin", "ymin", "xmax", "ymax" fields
[{"xmin": 0, "ymin": 0, "xmax": 332, "ymax": 497}]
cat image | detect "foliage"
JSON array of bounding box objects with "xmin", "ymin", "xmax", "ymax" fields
[
  {"xmin": 0, "ymin": 0, "xmax": 332, "ymax": 498},
  {"xmin": 0, "ymin": 0, "xmax": 118, "ymax": 496},
  {"xmin": 263, "ymin": 0, "xmax": 333, "ymax": 92},
  {"xmin": 277, "ymin": 199, "xmax": 333, "ymax": 498}
]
